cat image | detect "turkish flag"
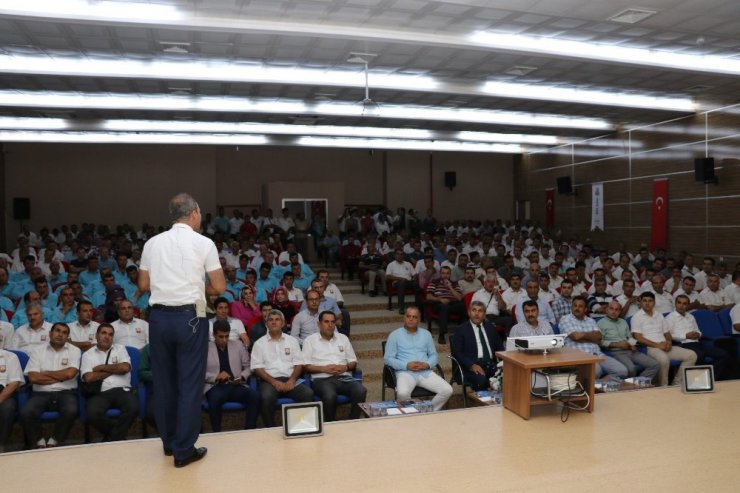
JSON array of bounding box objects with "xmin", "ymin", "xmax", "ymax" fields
[
  {"xmin": 545, "ymin": 189, "xmax": 555, "ymax": 229},
  {"xmin": 651, "ymin": 179, "xmax": 669, "ymax": 250}
]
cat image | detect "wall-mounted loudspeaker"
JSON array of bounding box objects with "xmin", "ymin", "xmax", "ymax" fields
[
  {"xmin": 694, "ymin": 157, "xmax": 717, "ymax": 184},
  {"xmin": 13, "ymin": 197, "xmax": 30, "ymax": 220},
  {"xmin": 556, "ymin": 176, "xmax": 573, "ymax": 195},
  {"xmin": 444, "ymin": 171, "xmax": 457, "ymax": 190}
]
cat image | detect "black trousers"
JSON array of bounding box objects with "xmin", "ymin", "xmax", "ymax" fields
[
  {"xmin": 462, "ymin": 360, "xmax": 497, "ymax": 390},
  {"xmin": 20, "ymin": 390, "xmax": 78, "ymax": 447},
  {"xmin": 431, "ymin": 301, "xmax": 466, "ymax": 334},
  {"xmin": 205, "ymin": 383, "xmax": 260, "ymax": 432},
  {"xmin": 86, "ymin": 387, "xmax": 139, "ymax": 441},
  {"xmin": 679, "ymin": 342, "xmax": 729, "ymax": 379},
  {"xmin": 258, "ymin": 378, "xmax": 314, "ymax": 427},
  {"xmin": 149, "ymin": 308, "xmax": 208, "ymax": 461},
  {"xmin": 0, "ymin": 395, "xmax": 17, "ymax": 448},
  {"xmin": 312, "ymin": 376, "xmax": 367, "ymax": 421}
]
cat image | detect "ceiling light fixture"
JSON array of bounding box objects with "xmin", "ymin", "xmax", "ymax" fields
[
  {"xmin": 0, "ymin": 91, "xmax": 613, "ymax": 130},
  {"xmin": 0, "ymin": 54, "xmax": 693, "ymax": 112}
]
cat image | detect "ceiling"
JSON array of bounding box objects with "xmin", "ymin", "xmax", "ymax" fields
[{"xmin": 0, "ymin": 0, "xmax": 738, "ymax": 151}]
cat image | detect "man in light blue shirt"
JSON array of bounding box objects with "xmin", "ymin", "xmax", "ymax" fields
[{"xmin": 383, "ymin": 306, "xmax": 452, "ymax": 411}]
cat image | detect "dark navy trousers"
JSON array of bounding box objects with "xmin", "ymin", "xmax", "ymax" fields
[{"xmin": 149, "ymin": 308, "xmax": 208, "ymax": 460}]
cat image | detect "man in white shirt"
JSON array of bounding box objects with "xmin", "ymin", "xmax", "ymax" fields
[
  {"xmin": 111, "ymin": 300, "xmax": 149, "ymax": 349},
  {"xmin": 501, "ymin": 273, "xmax": 525, "ymax": 313},
  {"xmin": 68, "ymin": 300, "xmax": 100, "ymax": 352},
  {"xmin": 0, "ymin": 348, "xmax": 23, "ymax": 451},
  {"xmin": 80, "ymin": 323, "xmax": 139, "ymax": 441},
  {"xmin": 11, "ymin": 303, "xmax": 53, "ymax": 352},
  {"xmin": 250, "ymin": 309, "xmax": 313, "ymax": 427},
  {"xmin": 731, "ymin": 302, "xmax": 740, "ymax": 335},
  {"xmin": 303, "ymin": 311, "xmax": 366, "ymax": 421},
  {"xmin": 666, "ymin": 295, "xmax": 728, "ymax": 379},
  {"xmin": 647, "ymin": 275, "xmax": 674, "ymax": 314},
  {"xmin": 209, "ymin": 297, "xmax": 249, "ymax": 347},
  {"xmin": 723, "ymin": 271, "xmax": 740, "ymax": 305},
  {"xmin": 0, "ymin": 319, "xmax": 13, "ymax": 350},
  {"xmin": 672, "ymin": 276, "xmax": 704, "ymax": 310},
  {"xmin": 698, "ymin": 274, "xmax": 731, "ymax": 312},
  {"xmin": 615, "ymin": 279, "xmax": 641, "ymax": 318},
  {"xmin": 630, "ymin": 292, "xmax": 696, "ymax": 387},
  {"xmin": 20, "ymin": 322, "xmax": 81, "ymax": 449},
  {"xmin": 514, "ymin": 279, "xmax": 556, "ymax": 326},
  {"xmin": 692, "ymin": 257, "xmax": 715, "ymax": 291},
  {"xmin": 471, "ymin": 274, "xmax": 513, "ymax": 329},
  {"xmin": 385, "ymin": 249, "xmax": 416, "ymax": 314}
]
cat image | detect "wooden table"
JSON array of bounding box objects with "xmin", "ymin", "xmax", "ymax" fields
[{"xmin": 495, "ymin": 348, "xmax": 603, "ymax": 419}]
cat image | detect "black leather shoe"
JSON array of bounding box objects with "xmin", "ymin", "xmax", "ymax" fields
[
  {"xmin": 174, "ymin": 447, "xmax": 207, "ymax": 468},
  {"xmin": 164, "ymin": 448, "xmax": 173, "ymax": 456}
]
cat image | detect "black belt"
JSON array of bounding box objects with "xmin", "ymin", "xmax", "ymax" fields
[{"xmin": 151, "ymin": 304, "xmax": 196, "ymax": 312}]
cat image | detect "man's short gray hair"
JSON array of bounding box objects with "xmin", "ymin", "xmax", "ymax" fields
[
  {"xmin": 470, "ymin": 300, "xmax": 486, "ymax": 311},
  {"xmin": 267, "ymin": 309, "xmax": 285, "ymax": 323},
  {"xmin": 26, "ymin": 301, "xmax": 43, "ymax": 313},
  {"xmin": 168, "ymin": 193, "xmax": 199, "ymax": 222}
]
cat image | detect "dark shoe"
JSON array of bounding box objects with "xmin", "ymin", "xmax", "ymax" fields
[
  {"xmin": 369, "ymin": 290, "xmax": 377, "ymax": 297},
  {"xmin": 174, "ymin": 447, "xmax": 207, "ymax": 468},
  {"xmin": 164, "ymin": 448, "xmax": 173, "ymax": 456}
]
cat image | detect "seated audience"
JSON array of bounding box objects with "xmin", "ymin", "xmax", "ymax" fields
[
  {"xmin": 111, "ymin": 300, "xmax": 149, "ymax": 349},
  {"xmin": 20, "ymin": 323, "xmax": 80, "ymax": 449},
  {"xmin": 631, "ymin": 292, "xmax": 696, "ymax": 386},
  {"xmin": 451, "ymin": 301, "xmax": 504, "ymax": 390},
  {"xmin": 383, "ymin": 307, "xmax": 452, "ymax": 411},
  {"xmin": 598, "ymin": 301, "xmax": 660, "ymax": 380},
  {"xmin": 204, "ymin": 320, "xmax": 260, "ymax": 432},
  {"xmin": 250, "ymin": 310, "xmax": 313, "ymax": 427},
  {"xmin": 303, "ymin": 311, "xmax": 367, "ymax": 421},
  {"xmin": 80, "ymin": 323, "xmax": 139, "ymax": 441}
]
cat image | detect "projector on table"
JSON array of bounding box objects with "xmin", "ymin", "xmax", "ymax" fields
[{"xmin": 512, "ymin": 334, "xmax": 566, "ymax": 354}]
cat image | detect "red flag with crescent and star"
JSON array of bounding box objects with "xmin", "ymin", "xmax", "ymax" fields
[
  {"xmin": 651, "ymin": 179, "xmax": 669, "ymax": 250},
  {"xmin": 545, "ymin": 188, "xmax": 555, "ymax": 230}
]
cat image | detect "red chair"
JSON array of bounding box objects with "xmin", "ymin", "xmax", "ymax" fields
[{"xmin": 463, "ymin": 291, "xmax": 475, "ymax": 310}]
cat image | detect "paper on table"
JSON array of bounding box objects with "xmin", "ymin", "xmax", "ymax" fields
[
  {"xmin": 385, "ymin": 408, "xmax": 403, "ymax": 415},
  {"xmin": 400, "ymin": 407, "xmax": 419, "ymax": 414}
]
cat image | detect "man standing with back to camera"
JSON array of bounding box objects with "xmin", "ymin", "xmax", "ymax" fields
[{"xmin": 139, "ymin": 193, "xmax": 226, "ymax": 468}]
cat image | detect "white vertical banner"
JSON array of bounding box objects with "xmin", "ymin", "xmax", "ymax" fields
[{"xmin": 591, "ymin": 182, "xmax": 604, "ymax": 231}]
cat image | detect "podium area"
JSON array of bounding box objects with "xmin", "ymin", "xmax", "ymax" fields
[{"xmin": 2, "ymin": 381, "xmax": 739, "ymax": 493}]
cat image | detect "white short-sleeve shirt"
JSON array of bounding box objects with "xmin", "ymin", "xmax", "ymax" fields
[
  {"xmin": 140, "ymin": 223, "xmax": 221, "ymax": 306},
  {"xmin": 25, "ymin": 343, "xmax": 81, "ymax": 392},
  {"xmin": 730, "ymin": 303, "xmax": 740, "ymax": 335},
  {"xmin": 11, "ymin": 321, "xmax": 54, "ymax": 352},
  {"xmin": 69, "ymin": 320, "xmax": 100, "ymax": 344},
  {"xmin": 80, "ymin": 343, "xmax": 132, "ymax": 391},
  {"xmin": 250, "ymin": 333, "xmax": 304, "ymax": 379},
  {"xmin": 0, "ymin": 349, "xmax": 24, "ymax": 387},
  {"xmin": 0, "ymin": 321, "xmax": 14, "ymax": 350},
  {"xmin": 111, "ymin": 318, "xmax": 149, "ymax": 349},
  {"xmin": 208, "ymin": 317, "xmax": 246, "ymax": 342},
  {"xmin": 302, "ymin": 331, "xmax": 357, "ymax": 378},
  {"xmin": 631, "ymin": 309, "xmax": 668, "ymax": 343}
]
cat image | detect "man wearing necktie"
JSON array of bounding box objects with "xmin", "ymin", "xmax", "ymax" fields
[{"xmin": 451, "ymin": 301, "xmax": 504, "ymax": 390}]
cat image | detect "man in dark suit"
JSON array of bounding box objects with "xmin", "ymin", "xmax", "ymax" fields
[
  {"xmin": 452, "ymin": 301, "xmax": 504, "ymax": 390},
  {"xmin": 204, "ymin": 320, "xmax": 260, "ymax": 432}
]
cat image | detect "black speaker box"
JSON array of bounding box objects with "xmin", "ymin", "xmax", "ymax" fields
[
  {"xmin": 556, "ymin": 176, "xmax": 573, "ymax": 194},
  {"xmin": 13, "ymin": 197, "xmax": 30, "ymax": 220},
  {"xmin": 444, "ymin": 171, "xmax": 457, "ymax": 189},
  {"xmin": 694, "ymin": 157, "xmax": 715, "ymax": 182}
]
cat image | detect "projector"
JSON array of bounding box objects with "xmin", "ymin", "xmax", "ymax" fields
[{"xmin": 512, "ymin": 334, "xmax": 566, "ymax": 353}]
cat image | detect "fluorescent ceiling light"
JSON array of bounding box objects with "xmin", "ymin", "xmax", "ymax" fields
[
  {"xmin": 298, "ymin": 137, "xmax": 522, "ymax": 153},
  {"xmin": 1, "ymin": 1, "xmax": 737, "ymax": 79},
  {"xmin": 482, "ymin": 81, "xmax": 694, "ymax": 112},
  {"xmin": 0, "ymin": 52, "xmax": 693, "ymax": 111},
  {"xmin": 0, "ymin": 116, "xmax": 560, "ymax": 148},
  {"xmin": 470, "ymin": 31, "xmax": 740, "ymax": 78},
  {"xmin": 0, "ymin": 54, "xmax": 437, "ymax": 91},
  {"xmin": 0, "ymin": 91, "xmax": 612, "ymax": 131},
  {"xmin": 0, "ymin": 130, "xmax": 527, "ymax": 153}
]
